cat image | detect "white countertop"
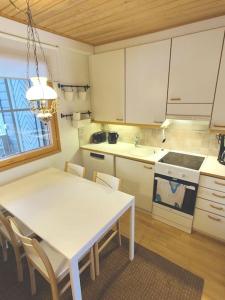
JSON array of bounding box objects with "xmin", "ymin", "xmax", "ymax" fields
[
  {"xmin": 81, "ymin": 142, "xmax": 225, "ymax": 180},
  {"xmin": 200, "ymin": 156, "xmax": 225, "ymax": 179},
  {"xmin": 80, "ymin": 142, "xmax": 167, "ymax": 163}
]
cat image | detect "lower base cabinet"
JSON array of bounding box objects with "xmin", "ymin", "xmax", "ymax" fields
[
  {"xmin": 115, "ymin": 157, "xmax": 154, "ymax": 212},
  {"xmin": 193, "ymin": 175, "xmax": 225, "ymax": 242}
]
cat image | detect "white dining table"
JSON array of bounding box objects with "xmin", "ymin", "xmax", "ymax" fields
[{"xmin": 0, "ymin": 168, "xmax": 135, "ymax": 300}]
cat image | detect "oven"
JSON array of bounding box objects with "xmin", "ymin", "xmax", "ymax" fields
[{"xmin": 153, "ymin": 173, "xmax": 198, "ymax": 216}]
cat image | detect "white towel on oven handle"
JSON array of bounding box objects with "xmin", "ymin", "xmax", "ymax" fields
[{"xmin": 155, "ymin": 177, "xmax": 186, "ymax": 208}]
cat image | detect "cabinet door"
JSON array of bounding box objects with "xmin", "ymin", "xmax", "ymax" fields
[
  {"xmin": 168, "ymin": 28, "xmax": 224, "ymax": 104},
  {"xmin": 90, "ymin": 50, "xmax": 125, "ymax": 122},
  {"xmin": 211, "ymin": 38, "xmax": 225, "ymax": 128},
  {"xmin": 116, "ymin": 157, "xmax": 154, "ymax": 212},
  {"xmin": 126, "ymin": 39, "xmax": 171, "ymax": 124},
  {"xmin": 82, "ymin": 150, "xmax": 114, "ymax": 180}
]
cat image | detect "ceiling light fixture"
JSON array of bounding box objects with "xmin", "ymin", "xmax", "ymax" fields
[{"xmin": 9, "ymin": 0, "xmax": 58, "ymax": 123}]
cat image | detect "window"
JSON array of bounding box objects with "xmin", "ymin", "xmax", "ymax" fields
[{"xmin": 0, "ymin": 78, "xmax": 61, "ymax": 171}]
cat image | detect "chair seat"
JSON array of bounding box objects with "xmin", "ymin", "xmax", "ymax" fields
[
  {"xmin": 31, "ymin": 241, "xmax": 69, "ymax": 282},
  {"xmin": 0, "ymin": 217, "xmax": 33, "ymax": 243}
]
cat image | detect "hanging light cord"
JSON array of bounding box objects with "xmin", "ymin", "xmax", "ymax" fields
[{"xmin": 9, "ymin": 0, "xmax": 52, "ymax": 82}]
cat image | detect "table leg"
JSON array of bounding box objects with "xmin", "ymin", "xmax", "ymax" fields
[
  {"xmin": 129, "ymin": 200, "xmax": 135, "ymax": 260},
  {"xmin": 70, "ymin": 256, "xmax": 82, "ymax": 300}
]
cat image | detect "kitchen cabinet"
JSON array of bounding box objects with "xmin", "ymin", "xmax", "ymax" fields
[
  {"xmin": 82, "ymin": 150, "xmax": 114, "ymax": 180},
  {"xmin": 167, "ymin": 28, "xmax": 224, "ymax": 117},
  {"xmin": 126, "ymin": 39, "xmax": 171, "ymax": 124},
  {"xmin": 193, "ymin": 175, "xmax": 225, "ymax": 241},
  {"xmin": 115, "ymin": 157, "xmax": 154, "ymax": 212},
  {"xmin": 211, "ymin": 36, "xmax": 225, "ymax": 128},
  {"xmin": 89, "ymin": 49, "xmax": 125, "ymax": 122}
]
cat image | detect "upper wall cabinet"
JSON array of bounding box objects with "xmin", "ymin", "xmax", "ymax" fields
[
  {"xmin": 211, "ymin": 40, "xmax": 225, "ymax": 129},
  {"xmin": 89, "ymin": 49, "xmax": 125, "ymax": 122},
  {"xmin": 167, "ymin": 28, "xmax": 224, "ymax": 117},
  {"xmin": 126, "ymin": 39, "xmax": 171, "ymax": 124}
]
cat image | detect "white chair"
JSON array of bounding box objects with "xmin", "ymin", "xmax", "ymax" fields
[
  {"xmin": 93, "ymin": 171, "xmax": 121, "ymax": 276},
  {"xmin": 8, "ymin": 217, "xmax": 95, "ymax": 300},
  {"xmin": 0, "ymin": 212, "xmax": 34, "ymax": 282},
  {"xmin": 64, "ymin": 161, "xmax": 85, "ymax": 178},
  {"xmin": 93, "ymin": 171, "xmax": 121, "ymax": 190}
]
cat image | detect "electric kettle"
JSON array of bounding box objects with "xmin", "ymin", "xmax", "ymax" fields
[{"xmin": 108, "ymin": 132, "xmax": 119, "ymax": 144}]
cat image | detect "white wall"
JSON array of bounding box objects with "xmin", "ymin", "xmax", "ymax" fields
[{"xmin": 0, "ymin": 16, "xmax": 93, "ymax": 185}]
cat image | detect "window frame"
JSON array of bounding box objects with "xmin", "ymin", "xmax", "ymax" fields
[{"xmin": 0, "ymin": 79, "xmax": 61, "ymax": 172}]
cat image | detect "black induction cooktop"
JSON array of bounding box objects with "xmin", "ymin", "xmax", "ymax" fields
[{"xmin": 159, "ymin": 152, "xmax": 205, "ymax": 170}]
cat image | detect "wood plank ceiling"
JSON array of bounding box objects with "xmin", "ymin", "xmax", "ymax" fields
[{"xmin": 1, "ymin": 0, "xmax": 225, "ymax": 46}]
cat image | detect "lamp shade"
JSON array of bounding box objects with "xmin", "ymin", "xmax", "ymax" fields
[{"xmin": 26, "ymin": 77, "xmax": 57, "ymax": 101}]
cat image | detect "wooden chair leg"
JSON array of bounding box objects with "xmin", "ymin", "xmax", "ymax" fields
[
  {"xmin": 1, "ymin": 238, "xmax": 8, "ymax": 262},
  {"xmin": 28, "ymin": 262, "xmax": 37, "ymax": 295},
  {"xmin": 50, "ymin": 281, "xmax": 60, "ymax": 300},
  {"xmin": 16, "ymin": 256, "xmax": 23, "ymax": 282},
  {"xmin": 12, "ymin": 245, "xmax": 23, "ymax": 282},
  {"xmin": 94, "ymin": 243, "xmax": 100, "ymax": 277},
  {"xmin": 89, "ymin": 247, "xmax": 95, "ymax": 281},
  {"xmin": 117, "ymin": 221, "xmax": 122, "ymax": 247}
]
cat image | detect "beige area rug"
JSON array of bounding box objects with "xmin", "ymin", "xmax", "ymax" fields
[{"xmin": 0, "ymin": 236, "xmax": 204, "ymax": 300}]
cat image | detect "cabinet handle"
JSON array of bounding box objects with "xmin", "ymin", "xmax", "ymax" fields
[
  {"xmin": 170, "ymin": 98, "xmax": 181, "ymax": 101},
  {"xmin": 90, "ymin": 152, "xmax": 105, "ymax": 160},
  {"xmin": 213, "ymin": 124, "xmax": 225, "ymax": 128},
  {"xmin": 214, "ymin": 180, "xmax": 225, "ymax": 187},
  {"xmin": 116, "ymin": 118, "xmax": 124, "ymax": 121},
  {"xmin": 210, "ymin": 204, "xmax": 224, "ymax": 211},
  {"xmin": 212, "ymin": 192, "xmax": 225, "ymax": 199},
  {"xmin": 144, "ymin": 165, "xmax": 153, "ymax": 170},
  {"xmin": 208, "ymin": 215, "xmax": 221, "ymax": 222}
]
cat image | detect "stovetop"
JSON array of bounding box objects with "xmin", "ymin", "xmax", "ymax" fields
[{"xmin": 159, "ymin": 152, "xmax": 205, "ymax": 170}]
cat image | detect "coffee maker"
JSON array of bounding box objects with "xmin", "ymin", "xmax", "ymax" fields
[{"xmin": 217, "ymin": 134, "xmax": 225, "ymax": 165}]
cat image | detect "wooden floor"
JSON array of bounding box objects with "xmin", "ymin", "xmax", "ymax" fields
[{"xmin": 120, "ymin": 210, "xmax": 225, "ymax": 300}]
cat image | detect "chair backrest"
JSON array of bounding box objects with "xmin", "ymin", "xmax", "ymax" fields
[
  {"xmin": 0, "ymin": 212, "xmax": 18, "ymax": 247},
  {"xmin": 64, "ymin": 161, "xmax": 85, "ymax": 178},
  {"xmin": 8, "ymin": 217, "xmax": 58, "ymax": 292},
  {"xmin": 93, "ymin": 171, "xmax": 120, "ymax": 191}
]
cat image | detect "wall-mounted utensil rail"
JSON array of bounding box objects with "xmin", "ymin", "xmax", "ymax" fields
[{"xmin": 58, "ymin": 83, "xmax": 90, "ymax": 91}]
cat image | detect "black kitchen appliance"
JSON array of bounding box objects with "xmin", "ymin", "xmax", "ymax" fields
[
  {"xmin": 108, "ymin": 132, "xmax": 119, "ymax": 144},
  {"xmin": 91, "ymin": 131, "xmax": 106, "ymax": 144},
  {"xmin": 159, "ymin": 152, "xmax": 205, "ymax": 170},
  {"xmin": 153, "ymin": 173, "xmax": 198, "ymax": 215},
  {"xmin": 217, "ymin": 134, "xmax": 225, "ymax": 165},
  {"xmin": 153, "ymin": 152, "xmax": 205, "ymax": 216}
]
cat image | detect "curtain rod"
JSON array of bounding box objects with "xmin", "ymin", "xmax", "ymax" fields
[{"xmin": 0, "ymin": 31, "xmax": 58, "ymax": 50}]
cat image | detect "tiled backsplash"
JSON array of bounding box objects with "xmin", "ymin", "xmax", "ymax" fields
[{"xmin": 79, "ymin": 120, "xmax": 219, "ymax": 156}]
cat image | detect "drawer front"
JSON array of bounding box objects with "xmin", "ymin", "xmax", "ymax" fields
[
  {"xmin": 193, "ymin": 208, "xmax": 225, "ymax": 240},
  {"xmin": 152, "ymin": 204, "xmax": 193, "ymax": 228},
  {"xmin": 199, "ymin": 175, "xmax": 225, "ymax": 193},
  {"xmin": 167, "ymin": 103, "xmax": 212, "ymax": 117},
  {"xmin": 197, "ymin": 186, "xmax": 225, "ymax": 205},
  {"xmin": 196, "ymin": 197, "xmax": 225, "ymax": 217}
]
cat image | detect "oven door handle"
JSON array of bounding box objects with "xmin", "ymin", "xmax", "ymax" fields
[{"xmin": 185, "ymin": 185, "xmax": 196, "ymax": 191}]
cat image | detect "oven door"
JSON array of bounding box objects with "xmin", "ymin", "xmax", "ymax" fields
[{"xmin": 153, "ymin": 173, "xmax": 198, "ymax": 215}]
